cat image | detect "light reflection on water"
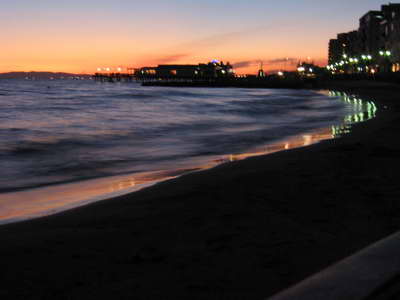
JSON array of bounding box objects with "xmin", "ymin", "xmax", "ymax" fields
[
  {"xmin": 0, "ymin": 90, "xmax": 377, "ymax": 225},
  {"xmin": 328, "ymin": 91, "xmax": 377, "ymax": 137},
  {"xmin": 2, "ymin": 82, "xmax": 352, "ymax": 192}
]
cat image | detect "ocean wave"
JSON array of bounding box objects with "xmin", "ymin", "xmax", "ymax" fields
[{"xmin": 0, "ymin": 80, "xmax": 359, "ymax": 192}]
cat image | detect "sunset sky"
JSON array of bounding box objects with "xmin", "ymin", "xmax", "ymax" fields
[{"xmin": 0, "ymin": 0, "xmax": 393, "ymax": 74}]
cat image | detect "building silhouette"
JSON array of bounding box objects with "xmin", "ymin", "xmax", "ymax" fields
[
  {"xmin": 329, "ymin": 31, "xmax": 360, "ymax": 64},
  {"xmin": 328, "ymin": 3, "xmax": 400, "ymax": 73},
  {"xmin": 381, "ymin": 4, "xmax": 400, "ymax": 71},
  {"xmin": 135, "ymin": 61, "xmax": 235, "ymax": 80},
  {"xmin": 359, "ymin": 10, "xmax": 384, "ymax": 57}
]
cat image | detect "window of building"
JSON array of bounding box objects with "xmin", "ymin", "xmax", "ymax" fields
[
  {"xmin": 391, "ymin": 23, "xmax": 395, "ymax": 32},
  {"xmin": 393, "ymin": 11, "xmax": 396, "ymax": 19}
]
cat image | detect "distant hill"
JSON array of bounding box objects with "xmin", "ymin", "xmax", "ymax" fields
[{"xmin": 0, "ymin": 72, "xmax": 92, "ymax": 80}]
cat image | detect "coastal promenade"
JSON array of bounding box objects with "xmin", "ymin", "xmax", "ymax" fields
[
  {"xmin": 1, "ymin": 81, "xmax": 400, "ymax": 299},
  {"xmin": 269, "ymin": 230, "xmax": 400, "ymax": 299}
]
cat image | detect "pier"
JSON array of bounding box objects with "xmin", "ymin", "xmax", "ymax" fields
[
  {"xmin": 93, "ymin": 61, "xmax": 325, "ymax": 89},
  {"xmin": 93, "ymin": 72, "xmax": 135, "ymax": 83},
  {"xmin": 140, "ymin": 77, "xmax": 316, "ymax": 89}
]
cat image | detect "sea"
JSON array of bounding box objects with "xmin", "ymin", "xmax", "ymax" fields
[{"xmin": 0, "ymin": 79, "xmax": 376, "ymax": 223}]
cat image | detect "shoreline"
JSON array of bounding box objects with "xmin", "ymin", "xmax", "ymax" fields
[
  {"xmin": 0, "ymin": 89, "xmax": 366, "ymax": 225},
  {"xmin": 0, "ymin": 126, "xmax": 340, "ymax": 226},
  {"xmin": 1, "ymin": 80, "xmax": 400, "ymax": 299}
]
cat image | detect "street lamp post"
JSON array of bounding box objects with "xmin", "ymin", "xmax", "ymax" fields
[
  {"xmin": 360, "ymin": 54, "xmax": 373, "ymax": 74},
  {"xmin": 379, "ymin": 50, "xmax": 392, "ymax": 72}
]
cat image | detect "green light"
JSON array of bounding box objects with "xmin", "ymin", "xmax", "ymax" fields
[
  {"xmin": 380, "ymin": 51, "xmax": 384, "ymax": 56},
  {"xmin": 386, "ymin": 51, "xmax": 391, "ymax": 56}
]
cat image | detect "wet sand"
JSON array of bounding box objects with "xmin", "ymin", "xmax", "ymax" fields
[{"xmin": 1, "ymin": 80, "xmax": 400, "ymax": 299}]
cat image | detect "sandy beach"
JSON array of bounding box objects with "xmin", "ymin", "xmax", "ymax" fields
[{"xmin": 1, "ymin": 80, "xmax": 400, "ymax": 299}]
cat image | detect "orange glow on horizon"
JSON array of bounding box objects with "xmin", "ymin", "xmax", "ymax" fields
[
  {"xmin": 0, "ymin": 54, "xmax": 328, "ymax": 75},
  {"xmin": 1, "ymin": 22, "xmax": 329, "ymax": 75},
  {"xmin": 2, "ymin": 0, "xmax": 385, "ymax": 75}
]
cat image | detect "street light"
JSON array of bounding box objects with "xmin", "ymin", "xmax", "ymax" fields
[{"xmin": 378, "ymin": 50, "xmax": 392, "ymax": 72}]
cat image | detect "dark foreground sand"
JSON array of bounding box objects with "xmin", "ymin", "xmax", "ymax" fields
[{"xmin": 1, "ymin": 81, "xmax": 400, "ymax": 299}]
